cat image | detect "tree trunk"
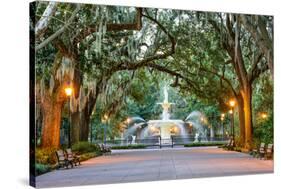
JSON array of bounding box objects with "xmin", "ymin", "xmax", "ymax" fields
[
  {"xmin": 71, "ymin": 111, "xmax": 81, "ymax": 145},
  {"xmin": 40, "ymin": 53, "xmax": 74, "ymax": 148},
  {"xmin": 41, "ymin": 95, "xmax": 63, "ymax": 148},
  {"xmin": 35, "ymin": 103, "xmax": 43, "ymax": 146},
  {"xmin": 70, "ymin": 104, "xmax": 91, "ymax": 142},
  {"xmin": 242, "ymin": 86, "xmax": 253, "ymax": 150},
  {"xmin": 80, "ymin": 109, "xmax": 90, "ymax": 141},
  {"xmin": 79, "ymin": 84, "xmax": 101, "ymax": 141},
  {"xmin": 237, "ymin": 94, "xmax": 245, "ymax": 146},
  {"xmin": 240, "ymin": 15, "xmax": 273, "ymax": 77}
]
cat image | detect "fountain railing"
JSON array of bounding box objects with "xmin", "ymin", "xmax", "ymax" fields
[{"xmin": 91, "ymin": 136, "xmax": 229, "ymax": 148}]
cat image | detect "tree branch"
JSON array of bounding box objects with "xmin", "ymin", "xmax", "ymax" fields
[
  {"xmin": 35, "ymin": 5, "xmax": 81, "ymax": 52},
  {"xmin": 142, "ymin": 10, "xmax": 176, "ymax": 54},
  {"xmin": 73, "ymin": 8, "xmax": 143, "ymax": 44},
  {"xmin": 248, "ymin": 52, "xmax": 263, "ymax": 83},
  {"xmin": 105, "ymin": 10, "xmax": 176, "ymax": 77},
  {"xmin": 35, "ymin": 1, "xmax": 58, "ymax": 38},
  {"xmin": 240, "ymin": 15, "xmax": 273, "ymax": 76},
  {"xmin": 199, "ymin": 67, "xmax": 238, "ymax": 98}
]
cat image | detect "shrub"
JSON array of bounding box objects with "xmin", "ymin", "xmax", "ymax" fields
[
  {"xmin": 35, "ymin": 163, "xmax": 51, "ymax": 176},
  {"xmin": 79, "ymin": 152, "xmax": 100, "ymax": 161},
  {"xmin": 253, "ymin": 113, "xmax": 273, "ymax": 145},
  {"xmin": 233, "ymin": 146, "xmax": 242, "ymax": 152},
  {"xmin": 184, "ymin": 142, "xmax": 225, "ymax": 147},
  {"xmin": 35, "ymin": 147, "xmax": 57, "ymax": 165},
  {"xmin": 111, "ymin": 144, "xmax": 147, "ymax": 149},
  {"xmin": 72, "ymin": 142, "xmax": 101, "ymax": 154}
]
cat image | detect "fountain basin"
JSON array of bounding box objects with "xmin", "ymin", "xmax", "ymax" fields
[{"xmin": 147, "ymin": 119, "xmax": 186, "ymax": 139}]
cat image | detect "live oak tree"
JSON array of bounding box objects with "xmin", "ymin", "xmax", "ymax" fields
[
  {"xmin": 207, "ymin": 13, "xmax": 271, "ymax": 149},
  {"xmin": 149, "ymin": 11, "xmax": 272, "ymax": 149},
  {"xmin": 33, "ymin": 2, "xmax": 273, "ymax": 150},
  {"xmin": 34, "ymin": 3, "xmax": 177, "ymax": 148},
  {"xmin": 33, "ymin": 3, "xmax": 143, "ymax": 148},
  {"xmin": 240, "ymin": 15, "xmax": 273, "ymax": 76}
]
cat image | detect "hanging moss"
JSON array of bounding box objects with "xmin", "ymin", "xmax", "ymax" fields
[
  {"xmin": 49, "ymin": 75, "xmax": 55, "ymax": 95},
  {"xmin": 70, "ymin": 94, "xmax": 78, "ymax": 113},
  {"xmin": 40, "ymin": 78, "xmax": 45, "ymax": 102},
  {"xmin": 235, "ymin": 15, "xmax": 240, "ymax": 62},
  {"xmin": 69, "ymin": 67, "xmax": 75, "ymax": 81},
  {"xmin": 55, "ymin": 67, "xmax": 62, "ymax": 83},
  {"xmin": 78, "ymin": 87, "xmax": 84, "ymax": 112}
]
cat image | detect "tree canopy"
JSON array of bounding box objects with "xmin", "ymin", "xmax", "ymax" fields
[{"xmin": 32, "ymin": 1, "xmax": 273, "ymax": 150}]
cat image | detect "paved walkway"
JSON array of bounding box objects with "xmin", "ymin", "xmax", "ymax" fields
[{"xmin": 36, "ymin": 147, "xmax": 273, "ymax": 188}]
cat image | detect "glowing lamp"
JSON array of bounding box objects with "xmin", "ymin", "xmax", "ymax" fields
[
  {"xmin": 229, "ymin": 99, "xmax": 236, "ymax": 107},
  {"xmin": 65, "ymin": 87, "xmax": 73, "ymax": 96},
  {"xmin": 126, "ymin": 118, "xmax": 131, "ymax": 124},
  {"xmin": 102, "ymin": 114, "xmax": 109, "ymax": 123},
  {"xmin": 261, "ymin": 113, "xmax": 268, "ymax": 119}
]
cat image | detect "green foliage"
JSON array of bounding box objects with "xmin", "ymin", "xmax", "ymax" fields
[
  {"xmin": 71, "ymin": 142, "xmax": 101, "ymax": 154},
  {"xmin": 79, "ymin": 152, "xmax": 101, "ymax": 161},
  {"xmin": 253, "ymin": 112, "xmax": 273, "ymax": 144},
  {"xmin": 111, "ymin": 144, "xmax": 147, "ymax": 149},
  {"xmin": 35, "ymin": 3, "xmax": 273, "ymax": 150},
  {"xmin": 35, "ymin": 147, "xmax": 57, "ymax": 165},
  {"xmin": 252, "ymin": 73, "xmax": 273, "ymax": 144},
  {"xmin": 184, "ymin": 142, "xmax": 225, "ymax": 147},
  {"xmin": 35, "ymin": 144, "xmax": 102, "ymax": 176},
  {"xmin": 233, "ymin": 146, "xmax": 242, "ymax": 152},
  {"xmin": 35, "ymin": 163, "xmax": 52, "ymax": 176}
]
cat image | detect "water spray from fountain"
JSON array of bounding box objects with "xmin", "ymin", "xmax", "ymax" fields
[
  {"xmin": 185, "ymin": 111, "xmax": 209, "ymax": 142},
  {"xmin": 122, "ymin": 85, "xmax": 210, "ymax": 144}
]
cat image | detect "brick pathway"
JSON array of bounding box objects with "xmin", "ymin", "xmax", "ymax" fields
[{"xmin": 36, "ymin": 147, "xmax": 273, "ymax": 188}]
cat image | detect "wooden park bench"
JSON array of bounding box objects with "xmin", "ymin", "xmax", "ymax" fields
[
  {"xmin": 55, "ymin": 150, "xmax": 73, "ymax": 169},
  {"xmin": 65, "ymin": 148, "xmax": 81, "ymax": 166},
  {"xmin": 252, "ymin": 148, "xmax": 258, "ymax": 157},
  {"xmin": 222, "ymin": 139, "xmax": 231, "ymax": 148},
  {"xmin": 258, "ymin": 142, "xmax": 266, "ymax": 159},
  {"xmin": 265, "ymin": 144, "xmax": 273, "ymax": 160},
  {"xmin": 99, "ymin": 144, "xmax": 111, "ymax": 155},
  {"xmin": 223, "ymin": 138, "xmax": 234, "ymax": 150},
  {"xmin": 227, "ymin": 139, "xmax": 234, "ymax": 150},
  {"xmin": 253, "ymin": 142, "xmax": 265, "ymax": 159}
]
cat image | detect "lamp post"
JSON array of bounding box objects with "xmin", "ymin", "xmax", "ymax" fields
[
  {"xmin": 124, "ymin": 117, "xmax": 131, "ymax": 145},
  {"xmin": 159, "ymin": 126, "xmax": 162, "ymax": 148},
  {"xmin": 102, "ymin": 114, "xmax": 109, "ymax": 145},
  {"xmin": 90, "ymin": 122, "xmax": 93, "ymax": 143},
  {"xmin": 220, "ymin": 113, "xmax": 225, "ymax": 140},
  {"xmin": 261, "ymin": 112, "xmax": 268, "ymax": 119},
  {"xmin": 229, "ymin": 99, "xmax": 236, "ymax": 144},
  {"xmin": 126, "ymin": 117, "xmax": 131, "ymax": 130},
  {"xmin": 64, "ymin": 86, "xmax": 73, "ymax": 148}
]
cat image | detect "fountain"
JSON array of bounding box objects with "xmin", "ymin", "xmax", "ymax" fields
[
  {"xmin": 142, "ymin": 86, "xmax": 187, "ymax": 143},
  {"xmin": 185, "ymin": 111, "xmax": 209, "ymax": 142},
  {"xmin": 123, "ymin": 86, "xmax": 209, "ymax": 144}
]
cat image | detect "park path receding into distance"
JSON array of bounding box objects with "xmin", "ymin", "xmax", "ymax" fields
[{"xmin": 36, "ymin": 147, "xmax": 273, "ymax": 188}]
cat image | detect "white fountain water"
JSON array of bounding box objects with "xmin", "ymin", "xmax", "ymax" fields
[
  {"xmin": 124, "ymin": 122, "xmax": 146, "ymax": 138},
  {"xmin": 185, "ymin": 111, "xmax": 209, "ymax": 142},
  {"xmin": 143, "ymin": 86, "xmax": 187, "ymax": 141},
  {"xmin": 123, "ymin": 87, "xmax": 209, "ymax": 144},
  {"xmin": 157, "ymin": 85, "xmax": 174, "ymax": 120}
]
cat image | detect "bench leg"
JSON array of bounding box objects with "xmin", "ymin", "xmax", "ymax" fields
[{"xmin": 65, "ymin": 161, "xmax": 69, "ymax": 169}]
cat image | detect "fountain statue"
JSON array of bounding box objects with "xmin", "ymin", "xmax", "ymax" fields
[
  {"xmin": 157, "ymin": 86, "xmax": 174, "ymax": 120},
  {"xmin": 144, "ymin": 86, "xmax": 186, "ymax": 142},
  {"xmin": 194, "ymin": 133, "xmax": 200, "ymax": 143},
  {"xmin": 185, "ymin": 111, "xmax": 209, "ymax": 142}
]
